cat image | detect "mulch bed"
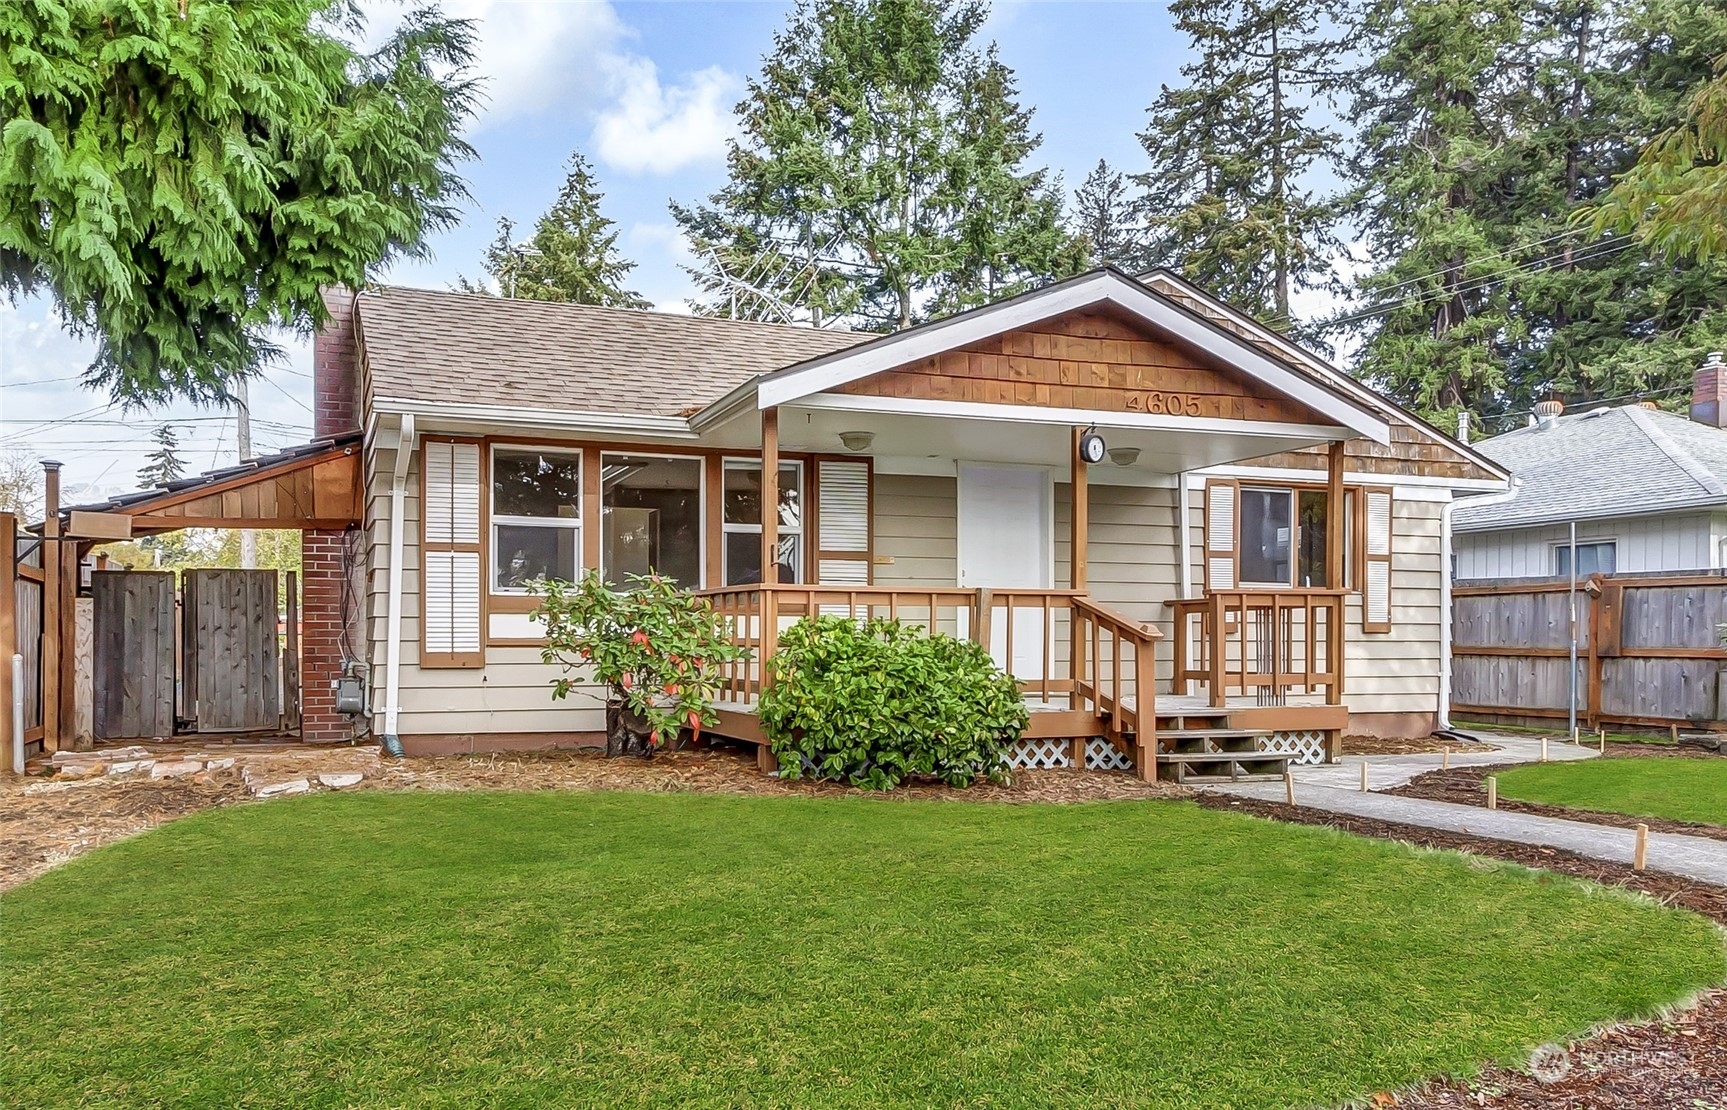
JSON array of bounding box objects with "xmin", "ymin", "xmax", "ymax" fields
[
  {"xmin": 1196, "ymin": 793, "xmax": 1727, "ymax": 1107},
  {"xmin": 1387, "ymin": 756, "xmax": 1727, "ymax": 844}
]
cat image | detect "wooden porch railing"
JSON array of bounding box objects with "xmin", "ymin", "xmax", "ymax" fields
[
  {"xmin": 694, "ymin": 584, "xmax": 1162, "ymax": 754},
  {"xmin": 1168, "ymin": 589, "xmax": 1345, "ymax": 706}
]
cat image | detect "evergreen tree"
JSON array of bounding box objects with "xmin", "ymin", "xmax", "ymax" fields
[
  {"xmin": 1, "ymin": 1, "xmax": 478, "ymax": 407},
  {"xmin": 1071, "ymin": 160, "xmax": 1145, "ymax": 268},
  {"xmin": 1134, "ymin": 0, "xmax": 1343, "ymax": 329},
  {"xmin": 1337, "ymin": 0, "xmax": 1534, "ymax": 423},
  {"xmin": 137, "ymin": 424, "xmax": 187, "ymax": 489},
  {"xmin": 671, "ymin": 0, "xmax": 1081, "ymax": 331},
  {"xmin": 460, "ymin": 153, "xmax": 649, "ymax": 307}
]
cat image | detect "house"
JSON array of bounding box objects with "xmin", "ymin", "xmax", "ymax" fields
[
  {"xmin": 1452, "ymin": 354, "xmax": 1727, "ymax": 580},
  {"xmin": 297, "ymin": 266, "xmax": 1505, "ymax": 775},
  {"xmin": 7, "ymin": 267, "xmax": 1505, "ymax": 775}
]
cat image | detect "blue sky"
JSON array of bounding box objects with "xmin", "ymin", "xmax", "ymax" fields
[{"xmin": 2, "ymin": 0, "xmax": 1200, "ymax": 497}]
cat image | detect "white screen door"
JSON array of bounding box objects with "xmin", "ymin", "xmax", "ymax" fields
[{"xmin": 958, "ymin": 464, "xmax": 1051, "ymax": 679}]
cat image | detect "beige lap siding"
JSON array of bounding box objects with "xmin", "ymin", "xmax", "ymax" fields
[
  {"xmin": 365, "ymin": 443, "xmax": 603, "ymax": 740},
  {"xmin": 872, "ymin": 473, "xmax": 958, "ymax": 586}
]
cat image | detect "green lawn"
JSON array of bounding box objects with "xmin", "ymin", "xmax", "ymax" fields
[
  {"xmin": 1496, "ymin": 757, "xmax": 1727, "ymax": 827},
  {"xmin": 3, "ymin": 793, "xmax": 1722, "ymax": 1109}
]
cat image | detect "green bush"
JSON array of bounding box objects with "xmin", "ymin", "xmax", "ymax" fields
[{"xmin": 759, "ymin": 616, "xmax": 1029, "ymax": 789}]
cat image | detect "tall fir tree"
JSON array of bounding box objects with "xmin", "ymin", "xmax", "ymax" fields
[
  {"xmin": 460, "ymin": 153, "xmax": 648, "ymax": 308},
  {"xmin": 1338, "ymin": 0, "xmax": 1534, "ymax": 423},
  {"xmin": 671, "ymin": 0, "xmax": 1081, "ymax": 331},
  {"xmin": 137, "ymin": 424, "xmax": 187, "ymax": 489},
  {"xmin": 1071, "ymin": 160, "xmax": 1145, "ymax": 268},
  {"xmin": 1134, "ymin": 0, "xmax": 1343, "ymax": 329}
]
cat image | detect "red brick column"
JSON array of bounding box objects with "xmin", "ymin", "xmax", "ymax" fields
[
  {"xmin": 300, "ymin": 528, "xmax": 358, "ymax": 743},
  {"xmin": 313, "ymin": 287, "xmax": 361, "ymax": 439}
]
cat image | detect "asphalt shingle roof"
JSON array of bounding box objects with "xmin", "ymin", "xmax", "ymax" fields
[
  {"xmin": 1453, "ymin": 405, "xmax": 1727, "ymax": 531},
  {"xmin": 356, "ymin": 286, "xmax": 870, "ymax": 417}
]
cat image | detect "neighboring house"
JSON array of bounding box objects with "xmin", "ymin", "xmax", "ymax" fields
[
  {"xmin": 296, "ymin": 266, "xmax": 1503, "ymax": 771},
  {"xmin": 1453, "ymin": 355, "xmax": 1727, "ymax": 580}
]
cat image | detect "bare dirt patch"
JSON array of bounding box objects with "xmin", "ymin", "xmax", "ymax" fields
[
  {"xmin": 1, "ymin": 741, "xmax": 1183, "ymax": 892},
  {"xmin": 1387, "ymin": 759, "xmax": 1727, "ymax": 844},
  {"xmin": 1196, "ymin": 793, "xmax": 1727, "ymax": 1107},
  {"xmin": 1340, "ymin": 734, "xmax": 1501, "ymax": 756}
]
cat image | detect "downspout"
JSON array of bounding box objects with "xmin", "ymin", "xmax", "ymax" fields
[
  {"xmin": 381, "ymin": 414, "xmax": 416, "ymax": 757},
  {"xmin": 1439, "ymin": 477, "xmax": 1520, "ymax": 729}
]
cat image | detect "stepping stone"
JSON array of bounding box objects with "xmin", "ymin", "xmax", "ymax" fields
[
  {"xmin": 254, "ymin": 779, "xmax": 310, "ymax": 798},
  {"xmin": 317, "ymin": 772, "xmax": 363, "ymax": 789},
  {"xmin": 150, "ymin": 760, "xmax": 204, "ymax": 779}
]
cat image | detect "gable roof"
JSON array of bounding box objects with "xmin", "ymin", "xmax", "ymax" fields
[
  {"xmin": 357, "ymin": 286, "xmax": 868, "ymax": 418},
  {"xmin": 1453, "ymin": 405, "xmax": 1727, "ymax": 531},
  {"xmin": 726, "ymin": 267, "xmax": 1393, "ymax": 444},
  {"xmin": 1135, "ymin": 269, "xmax": 1509, "ymax": 483}
]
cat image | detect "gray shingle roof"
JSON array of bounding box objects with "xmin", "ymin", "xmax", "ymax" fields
[
  {"xmin": 1453, "ymin": 405, "xmax": 1727, "ymax": 531},
  {"xmin": 357, "ymin": 286, "xmax": 870, "ymax": 417}
]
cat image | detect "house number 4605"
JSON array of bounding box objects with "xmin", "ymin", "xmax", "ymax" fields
[{"xmin": 1128, "ymin": 392, "xmax": 1203, "ymax": 416}]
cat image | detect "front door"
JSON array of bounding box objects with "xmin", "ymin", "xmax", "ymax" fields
[{"xmin": 957, "ymin": 464, "xmax": 1052, "ymax": 678}]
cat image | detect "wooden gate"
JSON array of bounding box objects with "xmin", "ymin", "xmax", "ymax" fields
[
  {"xmin": 183, "ymin": 570, "xmax": 281, "ymax": 732},
  {"xmin": 92, "ymin": 571, "xmax": 177, "ymax": 740}
]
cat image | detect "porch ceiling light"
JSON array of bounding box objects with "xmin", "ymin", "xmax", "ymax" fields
[
  {"xmin": 1108, "ymin": 447, "xmax": 1141, "ymax": 467},
  {"xmin": 838, "ymin": 430, "xmax": 875, "ymax": 453}
]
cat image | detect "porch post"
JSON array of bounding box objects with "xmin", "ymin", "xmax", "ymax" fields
[
  {"xmin": 1326, "ymin": 441, "xmax": 1345, "ymax": 589},
  {"xmin": 760, "ymin": 407, "xmax": 780, "ymax": 584},
  {"xmin": 40, "ymin": 461, "xmax": 62, "ymax": 752},
  {"xmin": 1326, "ymin": 440, "xmax": 1347, "ymax": 702},
  {"xmin": 1070, "ymin": 427, "xmax": 1088, "ymax": 591}
]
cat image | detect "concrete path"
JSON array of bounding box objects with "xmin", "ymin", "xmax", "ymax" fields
[{"xmin": 1211, "ymin": 734, "xmax": 1727, "ymax": 886}]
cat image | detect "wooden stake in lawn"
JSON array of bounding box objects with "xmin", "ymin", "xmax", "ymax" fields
[
  {"xmin": 1671, "ymin": 724, "xmax": 1680, "ymax": 744},
  {"xmin": 1541, "ymin": 737, "xmax": 1549, "ymax": 762},
  {"xmin": 1442, "ymin": 749, "xmax": 1450, "ymax": 771},
  {"xmin": 1360, "ymin": 762, "xmax": 1370, "ymax": 792},
  {"xmin": 1487, "ymin": 776, "xmax": 1498, "ymax": 810},
  {"xmin": 1284, "ymin": 770, "xmax": 1295, "ymax": 806},
  {"xmin": 1571, "ymin": 726, "xmax": 1580, "ymax": 745},
  {"xmin": 1634, "ymin": 823, "xmax": 1649, "ymax": 871},
  {"xmin": 1599, "ymin": 729, "xmax": 1606, "ymax": 753}
]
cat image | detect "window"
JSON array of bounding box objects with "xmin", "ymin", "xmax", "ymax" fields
[
  {"xmin": 1239, "ymin": 488, "xmax": 1293, "ymax": 586},
  {"xmin": 723, "ymin": 460, "xmax": 804, "ymax": 585},
  {"xmin": 491, "ymin": 447, "xmax": 581, "ymax": 592},
  {"xmin": 1554, "ymin": 541, "xmax": 1616, "ymax": 577},
  {"xmin": 602, "ymin": 454, "xmax": 703, "ymax": 588}
]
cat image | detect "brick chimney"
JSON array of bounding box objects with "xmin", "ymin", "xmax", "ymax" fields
[
  {"xmin": 1692, "ymin": 351, "xmax": 1727, "ymax": 428},
  {"xmin": 312, "ymin": 286, "xmax": 361, "ymax": 438}
]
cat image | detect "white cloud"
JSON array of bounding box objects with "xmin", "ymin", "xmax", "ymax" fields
[
  {"xmin": 591, "ymin": 61, "xmax": 740, "ymax": 175},
  {"xmin": 624, "ymin": 222, "xmax": 702, "ymax": 311}
]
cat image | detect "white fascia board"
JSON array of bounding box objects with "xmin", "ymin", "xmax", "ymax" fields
[
  {"xmin": 752, "ymin": 271, "xmax": 1393, "ymax": 444},
  {"xmin": 1188, "ymin": 463, "xmax": 1511, "ymax": 493},
  {"xmin": 371, "ymin": 396, "xmax": 699, "ymax": 440},
  {"xmin": 689, "ymin": 381, "xmax": 760, "ymax": 433},
  {"xmin": 796, "ymin": 392, "xmax": 1356, "ymax": 442}
]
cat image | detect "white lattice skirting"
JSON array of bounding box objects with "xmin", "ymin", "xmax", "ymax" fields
[
  {"xmin": 1260, "ymin": 730, "xmax": 1328, "ymax": 765},
  {"xmin": 1003, "ymin": 738, "xmax": 1138, "ymax": 772},
  {"xmin": 1005, "ymin": 738, "xmax": 1071, "ymax": 770}
]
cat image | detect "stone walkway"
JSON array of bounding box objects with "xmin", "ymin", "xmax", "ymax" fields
[{"xmin": 1213, "ymin": 733, "xmax": 1727, "ymax": 886}]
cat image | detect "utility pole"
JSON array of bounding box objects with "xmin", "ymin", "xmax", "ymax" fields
[{"xmin": 235, "ymin": 377, "xmax": 256, "ymax": 569}]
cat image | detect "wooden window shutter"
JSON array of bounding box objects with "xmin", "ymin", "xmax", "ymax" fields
[
  {"xmin": 813, "ymin": 457, "xmax": 872, "ymax": 585},
  {"xmin": 1362, "ymin": 487, "xmax": 1393, "ymax": 633},
  {"xmin": 1203, "ymin": 479, "xmax": 1238, "ymax": 591},
  {"xmin": 421, "ymin": 438, "xmax": 485, "ymax": 668}
]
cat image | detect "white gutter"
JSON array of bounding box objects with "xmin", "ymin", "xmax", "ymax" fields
[
  {"xmin": 372, "ymin": 397, "xmax": 697, "ymax": 440},
  {"xmin": 1439, "ymin": 478, "xmax": 1521, "ymax": 729},
  {"xmin": 382, "ymin": 414, "xmax": 416, "ymax": 750}
]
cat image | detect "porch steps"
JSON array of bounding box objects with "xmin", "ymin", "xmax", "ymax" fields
[{"xmin": 1134, "ymin": 712, "xmax": 1289, "ymax": 785}]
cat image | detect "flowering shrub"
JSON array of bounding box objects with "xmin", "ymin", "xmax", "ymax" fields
[
  {"xmin": 534, "ymin": 571, "xmax": 749, "ymax": 755},
  {"xmin": 759, "ymin": 616, "xmax": 1028, "ymax": 789}
]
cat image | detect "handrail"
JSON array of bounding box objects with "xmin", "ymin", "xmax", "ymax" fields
[{"xmin": 1168, "ymin": 588, "xmax": 1345, "ymax": 707}]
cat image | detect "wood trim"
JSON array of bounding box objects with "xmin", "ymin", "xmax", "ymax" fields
[
  {"xmin": 703, "ymin": 454, "xmax": 723, "ymax": 587},
  {"xmin": 761, "ymin": 407, "xmax": 779, "ymax": 585},
  {"xmin": 581, "ymin": 446, "xmax": 602, "ymax": 577},
  {"xmin": 420, "ymin": 437, "xmax": 487, "ymax": 669},
  {"xmin": 0, "ymin": 515, "xmax": 15, "ymax": 770},
  {"xmin": 1325, "ymin": 441, "xmax": 1345, "ymax": 591}
]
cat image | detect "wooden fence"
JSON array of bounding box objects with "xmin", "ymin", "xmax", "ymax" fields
[{"xmin": 1452, "ymin": 572, "xmax": 1727, "ymax": 730}]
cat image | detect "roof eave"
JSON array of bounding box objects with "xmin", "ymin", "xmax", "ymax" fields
[
  {"xmin": 1454, "ymin": 494, "xmax": 1727, "ymax": 533},
  {"xmin": 371, "ymin": 396, "xmax": 699, "ymax": 439}
]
